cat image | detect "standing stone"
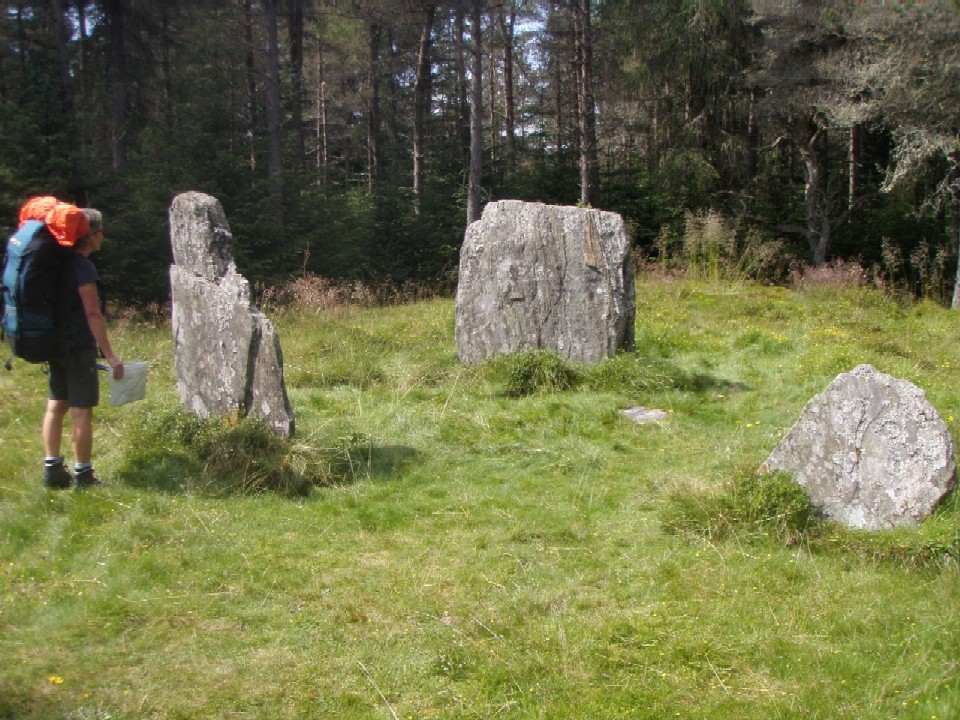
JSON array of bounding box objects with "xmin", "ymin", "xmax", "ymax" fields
[
  {"xmin": 169, "ymin": 192, "xmax": 295, "ymax": 438},
  {"xmin": 455, "ymin": 200, "xmax": 635, "ymax": 364},
  {"xmin": 761, "ymin": 364, "xmax": 955, "ymax": 530}
]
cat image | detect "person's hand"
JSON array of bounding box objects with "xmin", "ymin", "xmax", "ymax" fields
[{"xmin": 107, "ymin": 355, "xmax": 124, "ymax": 380}]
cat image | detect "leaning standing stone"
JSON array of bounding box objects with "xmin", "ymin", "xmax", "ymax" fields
[
  {"xmin": 455, "ymin": 200, "xmax": 635, "ymax": 364},
  {"xmin": 761, "ymin": 364, "xmax": 955, "ymax": 530},
  {"xmin": 169, "ymin": 192, "xmax": 295, "ymax": 438}
]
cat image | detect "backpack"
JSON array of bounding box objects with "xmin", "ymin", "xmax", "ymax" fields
[
  {"xmin": 19, "ymin": 195, "xmax": 58, "ymax": 226},
  {"xmin": 45, "ymin": 201, "xmax": 90, "ymax": 247},
  {"xmin": 1, "ymin": 202, "xmax": 87, "ymax": 368}
]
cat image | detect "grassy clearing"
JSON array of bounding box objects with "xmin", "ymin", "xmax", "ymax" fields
[{"xmin": 1, "ymin": 277, "xmax": 959, "ymax": 719}]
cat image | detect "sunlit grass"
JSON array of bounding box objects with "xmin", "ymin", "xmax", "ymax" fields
[{"xmin": 1, "ymin": 277, "xmax": 958, "ymax": 719}]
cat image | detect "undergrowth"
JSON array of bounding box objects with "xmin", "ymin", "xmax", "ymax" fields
[
  {"xmin": 118, "ymin": 406, "xmax": 376, "ymax": 496},
  {"xmin": 490, "ymin": 350, "xmax": 681, "ymax": 397},
  {"xmin": 654, "ymin": 209, "xmax": 790, "ymax": 285},
  {"xmin": 662, "ymin": 469, "xmax": 814, "ymax": 545},
  {"xmin": 664, "ymin": 469, "xmax": 960, "ymax": 568},
  {"xmin": 256, "ymin": 273, "xmax": 445, "ymax": 314},
  {"xmin": 499, "ymin": 351, "xmax": 581, "ymax": 396}
]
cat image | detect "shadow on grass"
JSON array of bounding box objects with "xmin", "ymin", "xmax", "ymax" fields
[
  {"xmin": 677, "ymin": 371, "xmax": 752, "ymax": 394},
  {"xmin": 0, "ymin": 691, "xmax": 61, "ymax": 720},
  {"xmin": 114, "ymin": 439, "xmax": 422, "ymax": 498},
  {"xmin": 487, "ymin": 350, "xmax": 752, "ymax": 398},
  {"xmin": 334, "ymin": 443, "xmax": 423, "ymax": 480}
]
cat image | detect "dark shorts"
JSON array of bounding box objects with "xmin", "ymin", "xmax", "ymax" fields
[{"xmin": 48, "ymin": 346, "xmax": 100, "ymax": 408}]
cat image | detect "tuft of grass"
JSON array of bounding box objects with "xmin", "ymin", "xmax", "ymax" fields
[
  {"xmin": 580, "ymin": 351, "xmax": 678, "ymax": 394},
  {"xmin": 734, "ymin": 470, "xmax": 814, "ymax": 534},
  {"xmin": 190, "ymin": 413, "xmax": 311, "ymax": 496},
  {"xmin": 819, "ymin": 489, "xmax": 960, "ymax": 568},
  {"xmin": 496, "ymin": 350, "xmax": 582, "ymax": 397},
  {"xmin": 491, "ymin": 348, "xmax": 682, "ymax": 398},
  {"xmin": 662, "ymin": 469, "xmax": 814, "ymax": 544},
  {"xmin": 665, "ymin": 468, "xmax": 960, "ymax": 568},
  {"xmin": 118, "ymin": 406, "xmax": 381, "ymax": 496}
]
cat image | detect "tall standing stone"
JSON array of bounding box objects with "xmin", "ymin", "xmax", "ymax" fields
[
  {"xmin": 761, "ymin": 364, "xmax": 955, "ymax": 530},
  {"xmin": 455, "ymin": 200, "xmax": 635, "ymax": 363},
  {"xmin": 169, "ymin": 192, "xmax": 295, "ymax": 438}
]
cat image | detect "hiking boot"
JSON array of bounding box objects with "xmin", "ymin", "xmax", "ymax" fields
[
  {"xmin": 43, "ymin": 460, "xmax": 73, "ymax": 490},
  {"xmin": 74, "ymin": 467, "xmax": 103, "ymax": 488}
]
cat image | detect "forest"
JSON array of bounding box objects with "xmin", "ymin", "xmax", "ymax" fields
[{"xmin": 1, "ymin": 0, "xmax": 958, "ymax": 307}]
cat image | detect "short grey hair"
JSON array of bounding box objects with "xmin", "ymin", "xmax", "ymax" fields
[{"xmin": 81, "ymin": 208, "xmax": 102, "ymax": 235}]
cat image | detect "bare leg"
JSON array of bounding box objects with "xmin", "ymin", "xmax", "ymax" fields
[
  {"xmin": 71, "ymin": 407, "xmax": 94, "ymax": 465},
  {"xmin": 43, "ymin": 399, "xmax": 70, "ymax": 458}
]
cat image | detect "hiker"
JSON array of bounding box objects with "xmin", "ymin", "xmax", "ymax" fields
[{"xmin": 42, "ymin": 207, "xmax": 124, "ymax": 489}]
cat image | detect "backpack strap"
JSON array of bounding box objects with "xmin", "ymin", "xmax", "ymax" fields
[{"xmin": 1, "ymin": 243, "xmax": 7, "ymax": 364}]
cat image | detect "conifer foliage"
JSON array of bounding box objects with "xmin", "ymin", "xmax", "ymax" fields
[{"xmin": 0, "ymin": 2, "xmax": 957, "ymax": 304}]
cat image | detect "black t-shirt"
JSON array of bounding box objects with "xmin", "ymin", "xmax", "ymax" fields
[{"xmin": 60, "ymin": 253, "xmax": 100, "ymax": 351}]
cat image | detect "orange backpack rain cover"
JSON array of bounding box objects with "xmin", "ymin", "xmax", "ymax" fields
[
  {"xmin": 18, "ymin": 196, "xmax": 59, "ymax": 226},
  {"xmin": 44, "ymin": 203, "xmax": 89, "ymax": 248}
]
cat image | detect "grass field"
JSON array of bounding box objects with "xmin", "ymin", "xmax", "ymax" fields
[{"xmin": 1, "ymin": 275, "xmax": 958, "ymax": 719}]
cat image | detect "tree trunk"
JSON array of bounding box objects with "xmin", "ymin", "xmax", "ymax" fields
[
  {"xmin": 801, "ymin": 129, "xmax": 830, "ymax": 265},
  {"xmin": 103, "ymin": 0, "xmax": 127, "ymax": 179},
  {"xmin": 413, "ymin": 5, "xmax": 436, "ymax": 216},
  {"xmin": 49, "ymin": 0, "xmax": 76, "ymax": 124},
  {"xmin": 74, "ymin": 0, "xmax": 88, "ymax": 93},
  {"xmin": 466, "ymin": 0, "xmax": 484, "ymax": 225},
  {"xmin": 243, "ymin": 0, "xmax": 258, "ymax": 171},
  {"xmin": 455, "ymin": 5, "xmax": 470, "ymax": 163},
  {"xmin": 554, "ymin": 51, "xmax": 564, "ymax": 153},
  {"xmin": 498, "ymin": 3, "xmax": 516, "ymax": 157},
  {"xmin": 316, "ymin": 36, "xmax": 328, "ymax": 174},
  {"xmin": 288, "ymin": 0, "xmax": 306, "ymax": 169},
  {"xmin": 487, "ymin": 46, "xmax": 498, "ymax": 163},
  {"xmin": 849, "ymin": 122, "xmax": 861, "ymax": 210},
  {"xmin": 649, "ymin": 98, "xmax": 660, "ymax": 171},
  {"xmin": 367, "ymin": 22, "xmax": 383, "ymax": 189},
  {"xmin": 15, "ymin": 4, "xmax": 27, "ymax": 79},
  {"xmin": 264, "ymin": 0, "xmax": 284, "ymax": 227},
  {"xmin": 387, "ymin": 30, "xmax": 401, "ymax": 153},
  {"xmin": 746, "ymin": 88, "xmax": 758, "ymax": 183},
  {"xmin": 0, "ymin": 20, "xmax": 5, "ymax": 104},
  {"xmin": 951, "ymin": 200, "xmax": 960, "ymax": 308},
  {"xmin": 159, "ymin": 2, "xmax": 175, "ymax": 131},
  {"xmin": 575, "ymin": 0, "xmax": 600, "ymax": 207}
]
